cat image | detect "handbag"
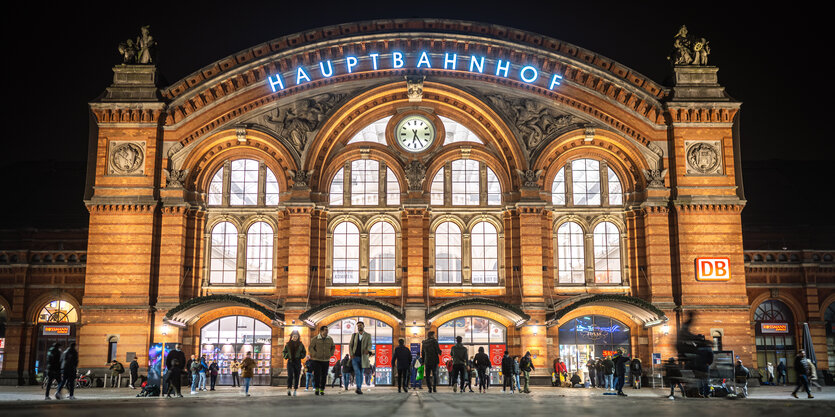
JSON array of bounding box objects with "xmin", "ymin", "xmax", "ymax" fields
[{"xmin": 416, "ymin": 365, "xmax": 425, "ymax": 381}]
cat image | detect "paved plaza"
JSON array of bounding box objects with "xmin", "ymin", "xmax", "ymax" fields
[{"xmin": 1, "ymin": 385, "xmax": 833, "ymax": 417}]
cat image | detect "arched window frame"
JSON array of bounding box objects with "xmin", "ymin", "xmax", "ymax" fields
[
  {"xmin": 429, "ymin": 160, "xmax": 502, "ymax": 207},
  {"xmin": 209, "ymin": 221, "xmax": 238, "ymax": 284},
  {"xmin": 331, "ymin": 221, "xmax": 361, "ymax": 284},
  {"xmin": 550, "ymin": 158, "xmax": 625, "ymax": 207},
  {"xmin": 470, "ymin": 221, "xmax": 499, "ymax": 284},
  {"xmin": 434, "ymin": 221, "xmax": 463, "ymax": 284},
  {"xmin": 368, "ymin": 221, "xmax": 397, "ymax": 284},
  {"xmin": 592, "ymin": 221, "xmax": 622, "ymax": 284},
  {"xmin": 245, "ymin": 221, "xmax": 274, "ymax": 284},
  {"xmin": 205, "ymin": 159, "xmax": 281, "ymax": 207},
  {"xmin": 328, "ymin": 160, "xmax": 402, "ymax": 207},
  {"xmin": 556, "ymin": 221, "xmax": 585, "ymax": 284}
]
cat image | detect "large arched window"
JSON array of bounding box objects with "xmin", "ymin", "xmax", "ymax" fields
[
  {"xmin": 329, "ymin": 161, "xmax": 401, "ymax": 207},
  {"xmin": 557, "ymin": 222, "xmax": 585, "ymax": 284},
  {"xmin": 351, "ymin": 160, "xmax": 379, "ymax": 205},
  {"xmin": 431, "ymin": 160, "xmax": 501, "ymax": 206},
  {"xmin": 435, "ymin": 222, "xmax": 462, "ymax": 284},
  {"xmin": 593, "ymin": 222, "xmax": 621, "ymax": 284},
  {"xmin": 210, "ymin": 222, "xmax": 238, "ymax": 284},
  {"xmin": 386, "ymin": 168, "xmax": 400, "ymax": 206},
  {"xmin": 369, "ymin": 222, "xmax": 396, "ymax": 284},
  {"xmin": 471, "ymin": 222, "xmax": 498, "ymax": 284},
  {"xmin": 246, "ymin": 222, "xmax": 274, "ymax": 284},
  {"xmin": 551, "ymin": 159, "xmax": 623, "ymax": 207},
  {"xmin": 330, "ymin": 168, "xmax": 345, "ymax": 205},
  {"xmin": 332, "ymin": 222, "xmax": 360, "ymax": 284},
  {"xmin": 206, "ymin": 159, "xmax": 280, "ymax": 207},
  {"xmin": 37, "ymin": 300, "xmax": 78, "ymax": 323}
]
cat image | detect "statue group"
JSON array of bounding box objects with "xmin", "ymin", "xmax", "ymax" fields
[
  {"xmin": 118, "ymin": 26, "xmax": 156, "ymax": 64},
  {"xmin": 669, "ymin": 25, "xmax": 711, "ymax": 66}
]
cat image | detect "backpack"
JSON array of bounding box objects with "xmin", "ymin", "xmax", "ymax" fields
[{"xmin": 136, "ymin": 384, "xmax": 160, "ymax": 397}]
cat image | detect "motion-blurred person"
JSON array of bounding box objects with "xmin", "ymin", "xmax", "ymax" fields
[
  {"xmin": 474, "ymin": 347, "xmax": 490, "ymax": 393},
  {"xmin": 165, "ymin": 344, "xmax": 186, "ymax": 398},
  {"xmin": 664, "ymin": 358, "xmax": 686, "ymax": 400},
  {"xmin": 733, "ymin": 359, "xmax": 749, "ymax": 398},
  {"xmin": 630, "ymin": 357, "xmax": 642, "ymax": 389},
  {"xmin": 56, "ymin": 342, "xmax": 78, "ymax": 399},
  {"xmin": 392, "ymin": 338, "xmax": 412, "ymax": 393},
  {"xmin": 791, "ymin": 350, "xmax": 814, "ymax": 399},
  {"xmin": 44, "ymin": 343, "xmax": 62, "ymax": 400}
]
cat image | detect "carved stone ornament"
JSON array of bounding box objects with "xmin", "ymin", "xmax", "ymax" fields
[
  {"xmin": 516, "ymin": 169, "xmax": 544, "ymax": 188},
  {"xmin": 404, "ymin": 161, "xmax": 427, "ymax": 191},
  {"xmin": 118, "ymin": 25, "xmax": 156, "ymax": 64},
  {"xmin": 484, "ymin": 94, "xmax": 573, "ymax": 150},
  {"xmin": 406, "ymin": 76, "xmax": 425, "ymax": 102},
  {"xmin": 685, "ymin": 141, "xmax": 722, "ymax": 175},
  {"xmin": 236, "ymin": 126, "xmax": 247, "ymax": 143},
  {"xmin": 164, "ymin": 168, "xmax": 188, "ymax": 188},
  {"xmin": 643, "ymin": 169, "xmax": 668, "ymax": 188},
  {"xmin": 668, "ymin": 25, "xmax": 711, "ymax": 66},
  {"xmin": 265, "ymin": 93, "xmax": 345, "ymax": 153},
  {"xmin": 108, "ymin": 141, "xmax": 145, "ymax": 175},
  {"xmin": 287, "ymin": 169, "xmax": 314, "ymax": 190}
]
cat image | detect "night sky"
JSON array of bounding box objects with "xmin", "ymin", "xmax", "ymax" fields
[{"xmin": 2, "ymin": 1, "xmax": 832, "ymax": 248}]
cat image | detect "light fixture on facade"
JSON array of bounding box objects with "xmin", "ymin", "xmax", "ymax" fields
[
  {"xmin": 661, "ymin": 325, "xmax": 670, "ymax": 335},
  {"xmin": 161, "ymin": 324, "xmax": 169, "ymax": 336},
  {"xmin": 531, "ymin": 325, "xmax": 539, "ymax": 336}
]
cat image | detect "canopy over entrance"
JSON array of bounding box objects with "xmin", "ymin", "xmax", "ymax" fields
[
  {"xmin": 546, "ymin": 294, "xmax": 667, "ymax": 328},
  {"xmin": 163, "ymin": 294, "xmax": 283, "ymax": 327}
]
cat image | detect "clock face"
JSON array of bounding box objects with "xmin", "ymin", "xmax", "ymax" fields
[{"xmin": 395, "ymin": 115, "xmax": 435, "ymax": 153}]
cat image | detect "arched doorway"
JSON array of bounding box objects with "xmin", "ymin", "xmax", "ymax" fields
[
  {"xmin": 200, "ymin": 315, "xmax": 273, "ymax": 385},
  {"xmin": 327, "ymin": 317, "xmax": 394, "ymax": 386},
  {"xmin": 825, "ymin": 302, "xmax": 834, "ymax": 373},
  {"xmin": 34, "ymin": 300, "xmax": 78, "ymax": 376},
  {"xmin": 436, "ymin": 316, "xmax": 507, "ymax": 385},
  {"xmin": 754, "ymin": 300, "xmax": 796, "ymax": 383},
  {"xmin": 558, "ymin": 315, "xmax": 631, "ymax": 373}
]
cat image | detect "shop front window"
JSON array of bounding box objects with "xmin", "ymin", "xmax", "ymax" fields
[
  {"xmin": 200, "ymin": 316, "xmax": 272, "ymax": 386},
  {"xmin": 558, "ymin": 315, "xmax": 631, "ymax": 374},
  {"xmin": 328, "ymin": 317, "xmax": 394, "ymax": 386},
  {"xmin": 436, "ymin": 316, "xmax": 506, "ymax": 385}
]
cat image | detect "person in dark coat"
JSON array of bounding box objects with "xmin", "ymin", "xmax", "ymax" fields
[
  {"xmin": 165, "ymin": 344, "xmax": 186, "ymax": 397},
  {"xmin": 586, "ymin": 359, "xmax": 597, "ymax": 387},
  {"xmin": 595, "ymin": 359, "xmax": 605, "ymax": 389},
  {"xmin": 392, "ymin": 338, "xmax": 412, "ymax": 393},
  {"xmin": 519, "ymin": 351, "xmax": 535, "ymax": 393},
  {"xmin": 450, "ymin": 336, "xmax": 469, "ymax": 393},
  {"xmin": 630, "ymin": 358, "xmax": 642, "ymax": 389},
  {"xmin": 340, "ymin": 354, "xmax": 353, "ymax": 389},
  {"xmin": 501, "ymin": 351, "xmax": 515, "ymax": 393},
  {"xmin": 56, "ymin": 342, "xmax": 78, "ymax": 399},
  {"xmin": 791, "ymin": 350, "xmax": 814, "ymax": 399},
  {"xmin": 421, "ymin": 331, "xmax": 441, "ymax": 393},
  {"xmin": 776, "ymin": 360, "xmax": 787, "ymax": 385},
  {"xmin": 330, "ymin": 358, "xmax": 342, "ymax": 388},
  {"xmin": 44, "ymin": 343, "xmax": 62, "ymax": 400},
  {"xmin": 612, "ymin": 349, "xmax": 630, "ymax": 396},
  {"xmin": 664, "ymin": 358, "xmax": 685, "ymax": 399},
  {"xmin": 208, "ymin": 360, "xmax": 219, "ymax": 391},
  {"xmin": 129, "ymin": 357, "xmax": 139, "ymax": 389},
  {"xmin": 473, "ymin": 347, "xmax": 490, "ymax": 393},
  {"xmin": 602, "ymin": 356, "xmax": 615, "ymax": 390}
]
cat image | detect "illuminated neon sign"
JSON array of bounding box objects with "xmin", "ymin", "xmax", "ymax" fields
[
  {"xmin": 42, "ymin": 325, "xmax": 71, "ymax": 336},
  {"xmin": 760, "ymin": 322, "xmax": 789, "ymax": 334},
  {"xmin": 266, "ymin": 51, "xmax": 563, "ymax": 92}
]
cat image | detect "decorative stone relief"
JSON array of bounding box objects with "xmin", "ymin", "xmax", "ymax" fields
[
  {"xmin": 643, "ymin": 169, "xmax": 668, "ymax": 188},
  {"xmin": 483, "ymin": 94, "xmax": 573, "ymax": 151},
  {"xmin": 668, "ymin": 25, "xmax": 711, "ymax": 66},
  {"xmin": 108, "ymin": 141, "xmax": 146, "ymax": 175},
  {"xmin": 406, "ymin": 76, "xmax": 425, "ymax": 102},
  {"xmin": 263, "ymin": 93, "xmax": 346, "ymax": 153},
  {"xmin": 516, "ymin": 169, "xmax": 543, "ymax": 188},
  {"xmin": 404, "ymin": 161, "xmax": 427, "ymax": 191},
  {"xmin": 287, "ymin": 169, "xmax": 313, "ymax": 190},
  {"xmin": 163, "ymin": 168, "xmax": 188, "ymax": 188},
  {"xmin": 684, "ymin": 141, "xmax": 722, "ymax": 175}
]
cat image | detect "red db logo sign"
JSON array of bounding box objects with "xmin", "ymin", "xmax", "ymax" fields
[{"xmin": 695, "ymin": 257, "xmax": 730, "ymax": 281}]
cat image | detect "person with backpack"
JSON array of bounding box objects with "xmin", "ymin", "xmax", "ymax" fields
[
  {"xmin": 55, "ymin": 342, "xmax": 78, "ymax": 399},
  {"xmin": 664, "ymin": 358, "xmax": 685, "ymax": 400},
  {"xmin": 44, "ymin": 343, "xmax": 62, "ymax": 400},
  {"xmin": 421, "ymin": 331, "xmax": 441, "ymax": 393},
  {"xmin": 519, "ymin": 351, "xmax": 535, "ymax": 393},
  {"xmin": 282, "ymin": 329, "xmax": 306, "ymax": 396},
  {"xmin": 189, "ymin": 356, "xmax": 202, "ymax": 394},
  {"xmin": 473, "ymin": 347, "xmax": 490, "ymax": 393},
  {"xmin": 630, "ymin": 357, "xmax": 643, "ymax": 389},
  {"xmin": 733, "ymin": 359, "xmax": 750, "ymax": 398},
  {"xmin": 341, "ymin": 354, "xmax": 353, "ymax": 390},
  {"xmin": 109, "ymin": 360, "xmax": 125, "ymax": 388},
  {"xmin": 165, "ymin": 344, "xmax": 186, "ymax": 397},
  {"xmin": 501, "ymin": 351, "xmax": 515, "ymax": 393},
  {"xmin": 198, "ymin": 355, "xmax": 208, "ymax": 391},
  {"xmin": 208, "ymin": 360, "xmax": 219, "ymax": 391}
]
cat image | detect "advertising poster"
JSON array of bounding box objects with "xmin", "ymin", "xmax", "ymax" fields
[
  {"xmin": 329, "ymin": 345, "xmax": 342, "ymax": 367},
  {"xmin": 489, "ymin": 345, "xmax": 504, "ymax": 367},
  {"xmin": 148, "ymin": 343, "xmax": 163, "ymax": 388},
  {"xmin": 375, "ymin": 344, "xmax": 392, "ymax": 367},
  {"xmin": 440, "ymin": 344, "xmax": 453, "ymax": 365}
]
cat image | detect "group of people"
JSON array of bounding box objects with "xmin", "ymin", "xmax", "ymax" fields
[
  {"xmin": 43, "ymin": 342, "xmax": 78, "ymax": 400},
  {"xmin": 163, "ymin": 344, "xmax": 256, "ymax": 397}
]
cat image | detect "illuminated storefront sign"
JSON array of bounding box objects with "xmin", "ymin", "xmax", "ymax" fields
[
  {"xmin": 760, "ymin": 322, "xmax": 789, "ymax": 334},
  {"xmin": 695, "ymin": 257, "xmax": 731, "ymax": 281},
  {"xmin": 42, "ymin": 325, "xmax": 71, "ymax": 335},
  {"xmin": 0, "ymin": 338, "xmax": 5, "ymax": 349},
  {"xmin": 266, "ymin": 51, "xmax": 563, "ymax": 92}
]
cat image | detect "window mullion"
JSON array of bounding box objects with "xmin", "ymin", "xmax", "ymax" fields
[
  {"xmin": 600, "ymin": 160, "xmax": 609, "ymax": 207},
  {"xmin": 343, "ymin": 162, "xmax": 351, "ymax": 207},
  {"xmin": 222, "ymin": 160, "xmax": 231, "ymax": 206},
  {"xmin": 565, "ymin": 164, "xmax": 573, "ymax": 208}
]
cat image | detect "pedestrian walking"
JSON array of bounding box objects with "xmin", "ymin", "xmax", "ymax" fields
[
  {"xmin": 230, "ymin": 359, "xmax": 240, "ymax": 387},
  {"xmin": 808, "ymin": 360, "xmax": 823, "ymax": 391},
  {"xmin": 393, "ymin": 338, "xmax": 412, "ymax": 393},
  {"xmin": 283, "ymin": 329, "xmax": 306, "ymax": 396},
  {"xmin": 411, "ymin": 355, "xmax": 423, "ymax": 390},
  {"xmin": 519, "ymin": 351, "xmax": 534, "ymax": 393},
  {"xmin": 791, "ymin": 350, "xmax": 814, "ymax": 399},
  {"xmin": 501, "ymin": 351, "xmax": 515, "ymax": 393},
  {"xmin": 189, "ymin": 356, "xmax": 202, "ymax": 394},
  {"xmin": 341, "ymin": 354, "xmax": 353, "ymax": 389},
  {"xmin": 44, "ymin": 343, "xmax": 62, "ymax": 400},
  {"xmin": 421, "ymin": 331, "xmax": 441, "ymax": 393},
  {"xmin": 55, "ymin": 342, "xmax": 78, "ymax": 399},
  {"xmin": 309, "ymin": 325, "xmax": 335, "ymax": 396},
  {"xmin": 733, "ymin": 359, "xmax": 749, "ymax": 398},
  {"xmin": 450, "ymin": 336, "xmax": 468, "ymax": 393},
  {"xmin": 664, "ymin": 358, "xmax": 685, "ymax": 400},
  {"xmin": 208, "ymin": 360, "xmax": 219, "ymax": 391},
  {"xmin": 613, "ymin": 349, "xmax": 630, "ymax": 396},
  {"xmin": 331, "ymin": 359, "xmax": 342, "ymax": 388},
  {"xmin": 129, "ymin": 357, "xmax": 139, "ymax": 389},
  {"xmin": 473, "ymin": 347, "xmax": 490, "ymax": 393},
  {"xmin": 630, "ymin": 357, "xmax": 642, "ymax": 389},
  {"xmin": 348, "ymin": 320, "xmax": 372, "ymax": 394},
  {"xmin": 765, "ymin": 362, "xmax": 775, "ymax": 385},
  {"xmin": 240, "ymin": 352, "xmax": 256, "ymax": 397},
  {"xmin": 586, "ymin": 359, "xmax": 597, "ymax": 388},
  {"xmin": 513, "ymin": 356, "xmax": 521, "ymax": 392},
  {"xmin": 165, "ymin": 344, "xmax": 186, "ymax": 398},
  {"xmin": 465, "ymin": 357, "xmax": 475, "ymax": 392}
]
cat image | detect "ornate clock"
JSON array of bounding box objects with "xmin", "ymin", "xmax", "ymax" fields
[{"xmin": 394, "ymin": 115, "xmax": 436, "ymax": 153}]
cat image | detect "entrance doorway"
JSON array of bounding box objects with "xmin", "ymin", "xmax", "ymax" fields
[
  {"xmin": 558, "ymin": 315, "xmax": 631, "ymax": 375},
  {"xmin": 437, "ymin": 316, "xmax": 506, "ymax": 385},
  {"xmin": 34, "ymin": 300, "xmax": 78, "ymax": 376},
  {"xmin": 754, "ymin": 300, "xmax": 796, "ymax": 383},
  {"xmin": 327, "ymin": 317, "xmax": 394, "ymax": 386},
  {"xmin": 200, "ymin": 316, "xmax": 272, "ymax": 385}
]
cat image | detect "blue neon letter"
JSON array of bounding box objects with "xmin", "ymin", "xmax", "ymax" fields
[
  {"xmin": 469, "ymin": 55, "xmax": 484, "ymax": 73},
  {"xmin": 495, "ymin": 60, "xmax": 510, "ymax": 78},
  {"xmin": 444, "ymin": 53, "xmax": 457, "ymax": 70},
  {"xmin": 296, "ymin": 67, "xmax": 311, "ymax": 85},
  {"xmin": 392, "ymin": 52, "xmax": 404, "ymax": 69},
  {"xmin": 520, "ymin": 65, "xmax": 538, "ymax": 83},
  {"xmin": 549, "ymin": 73, "xmax": 563, "ymax": 89},
  {"xmin": 417, "ymin": 51, "xmax": 432, "ymax": 68},
  {"xmin": 319, "ymin": 61, "xmax": 333, "ymax": 77},
  {"xmin": 369, "ymin": 53, "xmax": 380, "ymax": 70},
  {"xmin": 267, "ymin": 74, "xmax": 285, "ymax": 92},
  {"xmin": 346, "ymin": 56, "xmax": 358, "ymax": 73}
]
